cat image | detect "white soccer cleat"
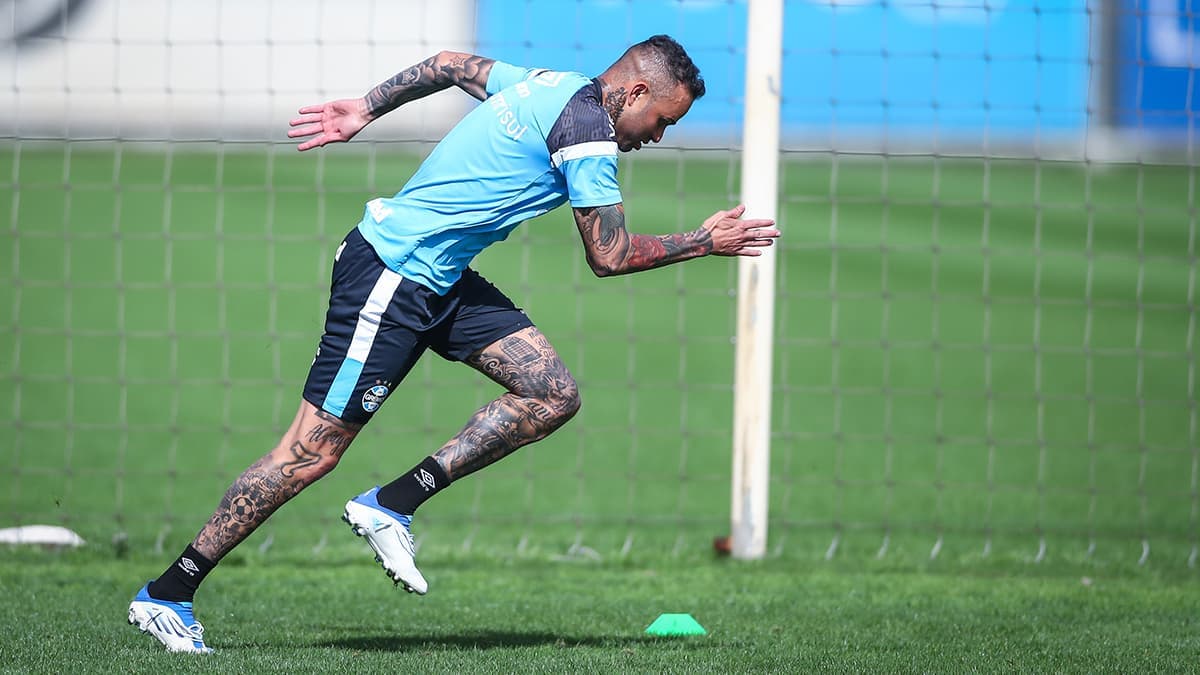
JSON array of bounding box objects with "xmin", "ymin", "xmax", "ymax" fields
[
  {"xmin": 342, "ymin": 487, "xmax": 428, "ymax": 595},
  {"xmin": 127, "ymin": 583, "xmax": 213, "ymax": 654}
]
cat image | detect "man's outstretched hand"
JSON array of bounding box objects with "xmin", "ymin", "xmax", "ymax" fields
[
  {"xmin": 287, "ymin": 98, "xmax": 372, "ymax": 151},
  {"xmin": 703, "ymin": 205, "xmax": 780, "ymax": 256}
]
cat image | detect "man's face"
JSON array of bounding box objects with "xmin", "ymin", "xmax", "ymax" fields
[{"xmin": 613, "ymin": 82, "xmax": 693, "ymax": 152}]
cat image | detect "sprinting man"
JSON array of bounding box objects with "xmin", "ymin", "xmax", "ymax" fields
[{"xmin": 127, "ymin": 35, "xmax": 779, "ymax": 653}]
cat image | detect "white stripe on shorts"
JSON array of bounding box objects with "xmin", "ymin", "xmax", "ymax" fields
[{"xmin": 348, "ymin": 268, "xmax": 404, "ymax": 362}]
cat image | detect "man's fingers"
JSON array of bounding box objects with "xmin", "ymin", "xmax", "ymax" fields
[
  {"xmin": 738, "ymin": 222, "xmax": 780, "ymax": 238},
  {"xmin": 736, "ymin": 222, "xmax": 775, "ymax": 236},
  {"xmin": 744, "ymin": 238, "xmax": 775, "ymax": 247},
  {"xmin": 289, "ymin": 112, "xmax": 324, "ymax": 127},
  {"xmin": 296, "ymin": 104, "xmax": 327, "ymax": 115},
  {"xmin": 287, "ymin": 124, "xmax": 322, "ymax": 139},
  {"xmin": 718, "ymin": 215, "xmax": 776, "ymax": 230},
  {"xmin": 295, "ymin": 136, "xmax": 326, "ymax": 152}
]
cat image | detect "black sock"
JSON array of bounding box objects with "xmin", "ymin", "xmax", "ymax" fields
[
  {"xmin": 147, "ymin": 544, "xmax": 216, "ymax": 603},
  {"xmin": 376, "ymin": 456, "xmax": 451, "ymax": 515}
]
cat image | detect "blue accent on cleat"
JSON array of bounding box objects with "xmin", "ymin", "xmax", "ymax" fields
[
  {"xmin": 350, "ymin": 486, "xmax": 412, "ymax": 527},
  {"xmin": 127, "ymin": 582, "xmax": 213, "ymax": 654},
  {"xmin": 343, "ymin": 487, "xmax": 428, "ymax": 594}
]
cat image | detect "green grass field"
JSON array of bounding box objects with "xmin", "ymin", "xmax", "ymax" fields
[
  {"xmin": 2, "ymin": 548, "xmax": 1198, "ymax": 671},
  {"xmin": 2, "ymin": 141, "xmax": 1197, "ymax": 669}
]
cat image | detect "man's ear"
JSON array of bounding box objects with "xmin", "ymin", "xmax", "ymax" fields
[{"xmin": 628, "ymin": 82, "xmax": 650, "ymax": 106}]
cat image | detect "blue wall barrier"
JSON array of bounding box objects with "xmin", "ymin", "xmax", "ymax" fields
[
  {"xmin": 1116, "ymin": 0, "xmax": 1199, "ymax": 133},
  {"xmin": 476, "ymin": 0, "xmax": 1092, "ymax": 140}
]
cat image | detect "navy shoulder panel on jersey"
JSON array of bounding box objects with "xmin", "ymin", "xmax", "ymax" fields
[{"xmin": 545, "ymin": 80, "xmax": 614, "ymax": 155}]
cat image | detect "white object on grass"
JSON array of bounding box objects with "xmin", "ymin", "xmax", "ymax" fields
[{"xmin": 0, "ymin": 525, "xmax": 87, "ymax": 547}]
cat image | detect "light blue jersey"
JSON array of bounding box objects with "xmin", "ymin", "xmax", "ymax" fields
[{"xmin": 356, "ymin": 61, "xmax": 622, "ymax": 294}]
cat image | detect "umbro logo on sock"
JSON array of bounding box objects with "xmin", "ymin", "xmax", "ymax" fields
[
  {"xmin": 178, "ymin": 557, "xmax": 200, "ymax": 575},
  {"xmin": 415, "ymin": 468, "xmax": 437, "ymax": 492}
]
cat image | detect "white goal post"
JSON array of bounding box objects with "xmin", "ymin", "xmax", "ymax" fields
[{"xmin": 731, "ymin": 0, "xmax": 784, "ymax": 560}]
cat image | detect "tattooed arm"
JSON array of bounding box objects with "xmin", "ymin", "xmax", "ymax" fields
[
  {"xmin": 287, "ymin": 51, "xmax": 495, "ymax": 151},
  {"xmin": 362, "ymin": 51, "xmax": 496, "ymax": 116},
  {"xmin": 572, "ymin": 203, "xmax": 780, "ymax": 277}
]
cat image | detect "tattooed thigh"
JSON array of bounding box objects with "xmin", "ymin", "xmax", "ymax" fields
[{"xmin": 466, "ymin": 328, "xmax": 576, "ymax": 400}]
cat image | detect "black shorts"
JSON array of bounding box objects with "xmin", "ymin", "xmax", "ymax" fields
[{"xmin": 302, "ymin": 227, "xmax": 534, "ymax": 425}]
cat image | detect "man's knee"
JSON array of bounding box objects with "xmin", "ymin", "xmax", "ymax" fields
[
  {"xmin": 542, "ymin": 375, "xmax": 581, "ymax": 425},
  {"xmin": 274, "ymin": 403, "xmax": 360, "ymax": 484},
  {"xmin": 307, "ymin": 447, "xmax": 345, "ymax": 478},
  {"xmin": 268, "ymin": 438, "xmax": 343, "ymax": 487}
]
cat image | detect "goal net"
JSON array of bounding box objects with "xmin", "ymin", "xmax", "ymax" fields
[{"xmin": 1, "ymin": 0, "xmax": 1195, "ymax": 567}]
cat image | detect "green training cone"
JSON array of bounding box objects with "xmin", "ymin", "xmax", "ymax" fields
[{"xmin": 644, "ymin": 613, "xmax": 707, "ymax": 636}]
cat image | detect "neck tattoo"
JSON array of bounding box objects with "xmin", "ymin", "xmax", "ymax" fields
[{"xmin": 603, "ymin": 87, "xmax": 628, "ymax": 125}]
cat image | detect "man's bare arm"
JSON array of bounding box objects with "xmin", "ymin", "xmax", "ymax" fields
[
  {"xmin": 289, "ymin": 51, "xmax": 496, "ymax": 150},
  {"xmin": 364, "ymin": 51, "xmax": 495, "ymax": 119},
  {"xmin": 572, "ymin": 203, "xmax": 778, "ymax": 277}
]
